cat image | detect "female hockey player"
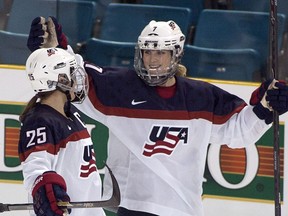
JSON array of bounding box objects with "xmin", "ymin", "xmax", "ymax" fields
[
  {"xmin": 18, "ymin": 47, "xmax": 106, "ymax": 216},
  {"xmin": 27, "ymin": 17, "xmax": 288, "ymax": 216}
]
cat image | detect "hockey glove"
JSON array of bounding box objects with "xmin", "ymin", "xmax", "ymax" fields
[
  {"xmin": 32, "ymin": 171, "xmax": 71, "ymax": 216},
  {"xmin": 27, "ymin": 16, "xmax": 67, "ymax": 52},
  {"xmin": 266, "ymin": 81, "xmax": 288, "ymax": 114},
  {"xmin": 47, "ymin": 16, "xmax": 68, "ymax": 50},
  {"xmin": 27, "ymin": 17, "xmax": 48, "ymax": 52},
  {"xmin": 250, "ymin": 79, "xmax": 288, "ymax": 124}
]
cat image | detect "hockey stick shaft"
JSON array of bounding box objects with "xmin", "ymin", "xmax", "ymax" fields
[
  {"xmin": 269, "ymin": 0, "xmax": 281, "ymax": 215},
  {"xmin": 0, "ymin": 199, "xmax": 117, "ymax": 212},
  {"xmin": 0, "ymin": 164, "xmax": 120, "ymax": 212}
]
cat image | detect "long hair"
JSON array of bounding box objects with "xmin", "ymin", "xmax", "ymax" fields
[
  {"xmin": 19, "ymin": 91, "xmax": 55, "ymax": 122},
  {"xmin": 176, "ymin": 64, "xmax": 187, "ymax": 77}
]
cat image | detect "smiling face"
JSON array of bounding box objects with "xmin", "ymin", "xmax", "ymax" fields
[
  {"xmin": 134, "ymin": 20, "xmax": 185, "ymax": 86},
  {"xmin": 142, "ymin": 49, "xmax": 172, "ymax": 75}
]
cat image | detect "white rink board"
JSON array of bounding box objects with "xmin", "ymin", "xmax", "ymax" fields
[{"xmin": 0, "ymin": 67, "xmax": 287, "ymax": 216}]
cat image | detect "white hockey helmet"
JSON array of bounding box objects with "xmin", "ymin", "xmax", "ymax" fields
[
  {"xmin": 25, "ymin": 47, "xmax": 88, "ymax": 103},
  {"xmin": 134, "ymin": 20, "xmax": 186, "ymax": 86}
]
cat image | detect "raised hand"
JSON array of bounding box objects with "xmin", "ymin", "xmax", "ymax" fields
[
  {"xmin": 27, "ymin": 16, "xmax": 67, "ymax": 52},
  {"xmin": 47, "ymin": 16, "xmax": 68, "ymax": 49},
  {"xmin": 27, "ymin": 17, "xmax": 48, "ymax": 52},
  {"xmin": 250, "ymin": 79, "xmax": 288, "ymax": 123}
]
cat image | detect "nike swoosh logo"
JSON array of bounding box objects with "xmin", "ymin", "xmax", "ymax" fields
[{"xmin": 131, "ymin": 99, "xmax": 147, "ymax": 105}]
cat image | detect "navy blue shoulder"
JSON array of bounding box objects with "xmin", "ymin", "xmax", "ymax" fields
[
  {"xmin": 22, "ymin": 104, "xmax": 67, "ymax": 128},
  {"xmin": 84, "ymin": 65, "xmax": 246, "ymax": 117},
  {"xmin": 176, "ymin": 77, "xmax": 246, "ymax": 115},
  {"xmin": 18, "ymin": 104, "xmax": 89, "ymax": 160}
]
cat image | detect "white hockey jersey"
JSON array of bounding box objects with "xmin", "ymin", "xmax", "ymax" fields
[
  {"xmin": 18, "ymin": 104, "xmax": 105, "ymax": 216},
  {"xmin": 76, "ymin": 64, "xmax": 271, "ymax": 216}
]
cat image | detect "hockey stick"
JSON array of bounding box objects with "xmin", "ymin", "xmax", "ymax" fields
[
  {"xmin": 269, "ymin": 0, "xmax": 281, "ymax": 216},
  {"xmin": 0, "ymin": 164, "xmax": 120, "ymax": 212}
]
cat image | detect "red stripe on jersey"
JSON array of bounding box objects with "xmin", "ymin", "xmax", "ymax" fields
[
  {"xmin": 19, "ymin": 129, "xmax": 90, "ymax": 162},
  {"xmin": 88, "ymin": 76, "xmax": 246, "ymax": 123}
]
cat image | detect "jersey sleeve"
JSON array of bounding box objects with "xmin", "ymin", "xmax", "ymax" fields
[
  {"xmin": 18, "ymin": 116, "xmax": 59, "ymax": 192},
  {"xmin": 209, "ymin": 84, "xmax": 271, "ymax": 147}
]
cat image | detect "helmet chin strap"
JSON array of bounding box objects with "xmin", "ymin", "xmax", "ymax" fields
[
  {"xmin": 55, "ymin": 78, "xmax": 74, "ymax": 117},
  {"xmin": 56, "ymin": 85, "xmax": 72, "ymax": 118},
  {"xmin": 64, "ymin": 91, "xmax": 72, "ymax": 118}
]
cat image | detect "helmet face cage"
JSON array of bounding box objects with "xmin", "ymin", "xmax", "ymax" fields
[
  {"xmin": 70, "ymin": 66, "xmax": 89, "ymax": 103},
  {"xmin": 26, "ymin": 48, "xmax": 88, "ymax": 103},
  {"xmin": 134, "ymin": 47, "xmax": 179, "ymax": 86},
  {"xmin": 134, "ymin": 20, "xmax": 185, "ymax": 86}
]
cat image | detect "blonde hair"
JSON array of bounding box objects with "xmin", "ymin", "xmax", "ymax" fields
[{"xmin": 175, "ymin": 64, "xmax": 187, "ymax": 77}]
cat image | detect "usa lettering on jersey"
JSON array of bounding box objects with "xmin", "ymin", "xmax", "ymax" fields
[
  {"xmin": 80, "ymin": 144, "xmax": 97, "ymax": 178},
  {"xmin": 143, "ymin": 125, "xmax": 188, "ymax": 157}
]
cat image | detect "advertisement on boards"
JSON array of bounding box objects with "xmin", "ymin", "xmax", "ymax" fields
[{"xmin": 0, "ymin": 66, "xmax": 286, "ymax": 216}]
